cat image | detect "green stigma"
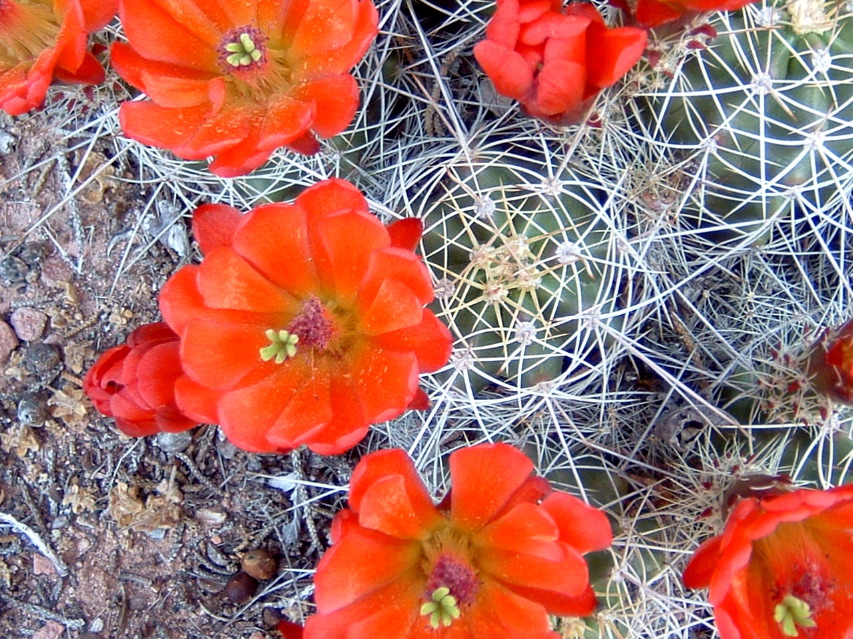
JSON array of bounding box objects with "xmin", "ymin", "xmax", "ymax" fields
[
  {"xmin": 774, "ymin": 594, "xmax": 817, "ymax": 637},
  {"xmin": 420, "ymin": 586, "xmax": 461, "ymax": 630},
  {"xmin": 260, "ymin": 329, "xmax": 299, "ymax": 364},
  {"xmin": 224, "ymin": 32, "xmax": 263, "ymax": 67}
]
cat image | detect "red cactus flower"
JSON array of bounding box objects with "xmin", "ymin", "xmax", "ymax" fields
[
  {"xmin": 0, "ymin": 0, "xmax": 117, "ymax": 116},
  {"xmin": 683, "ymin": 484, "xmax": 853, "ymax": 639},
  {"xmin": 304, "ymin": 443, "xmax": 613, "ymax": 639},
  {"xmin": 473, "ymin": 0, "xmax": 647, "ymax": 124},
  {"xmin": 110, "ymin": 0, "xmax": 378, "ymax": 177},
  {"xmin": 804, "ymin": 318, "xmax": 853, "ymax": 404},
  {"xmin": 83, "ymin": 322, "xmax": 198, "ymax": 438},
  {"xmin": 159, "ymin": 178, "xmax": 452, "ymax": 455},
  {"xmin": 631, "ymin": 0, "xmax": 755, "ymax": 28}
]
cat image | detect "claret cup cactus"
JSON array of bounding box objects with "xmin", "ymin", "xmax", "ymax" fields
[
  {"xmin": 639, "ymin": 0, "xmax": 853, "ymax": 243},
  {"xmin": 405, "ymin": 136, "xmax": 628, "ymax": 393}
]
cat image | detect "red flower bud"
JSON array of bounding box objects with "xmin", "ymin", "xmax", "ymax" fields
[
  {"xmin": 805, "ymin": 318, "xmax": 853, "ymax": 404},
  {"xmin": 83, "ymin": 322, "xmax": 198, "ymax": 437}
]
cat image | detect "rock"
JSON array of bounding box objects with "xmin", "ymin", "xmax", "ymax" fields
[
  {"xmin": 10, "ymin": 307, "xmax": 47, "ymax": 341},
  {"xmin": 0, "ymin": 319, "xmax": 18, "ymax": 364}
]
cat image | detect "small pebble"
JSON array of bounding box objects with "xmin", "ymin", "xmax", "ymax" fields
[
  {"xmin": 22, "ymin": 342, "xmax": 62, "ymax": 376},
  {"xmin": 0, "ymin": 319, "xmax": 18, "ymax": 364},
  {"xmin": 17, "ymin": 391, "xmax": 49, "ymax": 425},
  {"xmin": 10, "ymin": 307, "xmax": 47, "ymax": 341},
  {"xmin": 0, "ymin": 255, "xmax": 27, "ymax": 286},
  {"xmin": 223, "ymin": 571, "xmax": 258, "ymax": 604},
  {"xmin": 155, "ymin": 430, "xmax": 193, "ymax": 454},
  {"xmin": 241, "ymin": 549, "xmax": 278, "ymax": 581}
]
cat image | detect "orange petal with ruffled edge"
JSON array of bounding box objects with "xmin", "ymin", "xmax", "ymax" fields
[
  {"xmin": 232, "ymin": 203, "xmax": 320, "ymax": 297},
  {"xmin": 476, "ymin": 502, "xmax": 562, "ymax": 560},
  {"xmin": 207, "ymin": 128, "xmax": 273, "ymax": 177},
  {"xmin": 294, "ymin": 0, "xmax": 379, "ymax": 73},
  {"xmin": 540, "ymin": 492, "xmax": 613, "ymax": 554},
  {"xmin": 387, "ymin": 218, "xmax": 423, "ymax": 252},
  {"xmin": 258, "ymin": 95, "xmax": 314, "ymax": 151},
  {"xmin": 480, "ymin": 543, "xmax": 590, "ymax": 597},
  {"xmin": 358, "ymin": 474, "xmax": 444, "ymax": 539},
  {"xmin": 502, "ymin": 581, "xmax": 598, "ymax": 617},
  {"xmin": 346, "ymin": 342, "xmax": 419, "ymax": 423},
  {"xmin": 180, "ymin": 318, "xmax": 277, "ymax": 390},
  {"xmin": 349, "ymin": 449, "xmax": 439, "ymax": 523},
  {"xmin": 216, "ymin": 363, "xmax": 311, "ymax": 452},
  {"xmin": 119, "ymin": 101, "xmax": 210, "ymax": 155},
  {"xmin": 449, "ymin": 443, "xmax": 535, "ymax": 529},
  {"xmin": 118, "ymin": 0, "xmax": 219, "ymax": 69},
  {"xmin": 359, "ymin": 248, "xmax": 434, "ymax": 310},
  {"xmin": 314, "ymin": 523, "xmax": 422, "ymax": 613},
  {"xmin": 291, "ymin": 75, "xmax": 358, "ymax": 138},
  {"xmin": 174, "ymin": 374, "xmax": 219, "ymax": 424},
  {"xmin": 531, "ymin": 60, "xmax": 585, "ymax": 117},
  {"xmin": 192, "ymin": 203, "xmax": 242, "ymax": 254},
  {"xmin": 307, "ymin": 574, "xmax": 421, "ymax": 639},
  {"xmin": 584, "ymin": 24, "xmax": 647, "ymax": 90},
  {"xmin": 311, "ymin": 211, "xmax": 390, "ymax": 303},
  {"xmin": 465, "ymin": 580, "xmax": 552, "ymax": 639},
  {"xmin": 110, "ymin": 43, "xmax": 212, "ymax": 107},
  {"xmin": 134, "ymin": 341, "xmax": 182, "ymax": 409},
  {"xmin": 473, "ymin": 41, "xmax": 534, "ymax": 102},
  {"xmin": 298, "ymin": 177, "xmax": 370, "ymax": 218},
  {"xmin": 195, "ymin": 247, "xmax": 297, "ymax": 313},
  {"xmin": 265, "ymin": 361, "xmax": 334, "ymax": 447},
  {"xmin": 635, "ymin": 0, "xmax": 684, "ymax": 26},
  {"xmin": 359, "ymin": 278, "xmax": 425, "ymax": 337},
  {"xmin": 302, "ymin": 376, "xmax": 369, "ymax": 455}
]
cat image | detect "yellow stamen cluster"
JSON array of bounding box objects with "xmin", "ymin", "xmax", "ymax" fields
[
  {"xmin": 774, "ymin": 594, "xmax": 817, "ymax": 637},
  {"xmin": 260, "ymin": 329, "xmax": 299, "ymax": 364},
  {"xmin": 224, "ymin": 33, "xmax": 262, "ymax": 67},
  {"xmin": 420, "ymin": 586, "xmax": 461, "ymax": 629}
]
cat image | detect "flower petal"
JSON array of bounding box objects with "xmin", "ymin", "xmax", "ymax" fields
[
  {"xmin": 192, "ymin": 203, "xmax": 243, "ymax": 254},
  {"xmin": 258, "ymin": 95, "xmax": 314, "ymax": 151},
  {"xmin": 532, "ymin": 60, "xmax": 585, "ymax": 117},
  {"xmin": 349, "ymin": 449, "xmax": 438, "ymax": 523},
  {"xmin": 359, "ymin": 277, "xmax": 425, "ymax": 336},
  {"xmin": 174, "ymin": 374, "xmax": 219, "ymax": 423},
  {"xmin": 311, "ymin": 210, "xmax": 390, "ymax": 303},
  {"xmin": 291, "ymin": 75, "xmax": 358, "ymax": 138},
  {"xmin": 584, "ymin": 24, "xmax": 647, "ymax": 90},
  {"xmin": 370, "ymin": 310, "xmax": 452, "ymax": 373},
  {"xmin": 232, "ymin": 203, "xmax": 321, "ymax": 297},
  {"xmin": 119, "ymin": 101, "xmax": 210, "ymax": 155},
  {"xmin": 266, "ymin": 360, "xmax": 334, "ymax": 448},
  {"xmin": 180, "ymin": 318, "xmax": 273, "ymax": 390},
  {"xmin": 540, "ymin": 492, "xmax": 613, "ymax": 554},
  {"xmin": 196, "ymin": 247, "xmax": 297, "ymax": 312},
  {"xmin": 465, "ymin": 580, "xmax": 552, "ymax": 639},
  {"xmin": 473, "ymin": 41, "xmax": 534, "ymax": 102},
  {"xmin": 386, "ymin": 218, "xmax": 423, "ymax": 252},
  {"xmin": 476, "ymin": 502, "xmax": 562, "ymax": 560},
  {"xmin": 313, "ymin": 524, "xmax": 422, "ymax": 613},
  {"xmin": 683, "ymin": 535, "xmax": 724, "ymax": 590},
  {"xmin": 305, "ymin": 375, "xmax": 369, "ymax": 455},
  {"xmin": 358, "ymin": 474, "xmax": 444, "ymax": 539},
  {"xmin": 479, "ymin": 544, "xmax": 590, "ymax": 597},
  {"xmin": 346, "ymin": 342, "xmax": 419, "ymax": 423},
  {"xmin": 449, "ymin": 443, "xmax": 535, "ymax": 529},
  {"xmin": 119, "ymin": 0, "xmax": 219, "ymax": 69}
]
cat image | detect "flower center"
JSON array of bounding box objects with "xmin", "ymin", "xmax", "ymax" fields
[
  {"xmin": 774, "ymin": 594, "xmax": 817, "ymax": 637},
  {"xmin": 287, "ymin": 296, "xmax": 335, "ymax": 349},
  {"xmin": 418, "ymin": 528, "xmax": 480, "ymax": 629},
  {"xmin": 0, "ymin": 0, "xmax": 60, "ymax": 70},
  {"xmin": 217, "ymin": 26, "xmax": 267, "ymax": 72}
]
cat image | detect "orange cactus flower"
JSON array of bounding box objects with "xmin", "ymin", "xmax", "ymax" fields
[
  {"xmin": 804, "ymin": 318, "xmax": 853, "ymax": 404},
  {"xmin": 304, "ymin": 443, "xmax": 613, "ymax": 639},
  {"xmin": 473, "ymin": 0, "xmax": 647, "ymax": 124},
  {"xmin": 110, "ymin": 0, "xmax": 379, "ymax": 177},
  {"xmin": 83, "ymin": 322, "xmax": 198, "ymax": 438},
  {"xmin": 631, "ymin": 0, "xmax": 756, "ymax": 28},
  {"xmin": 683, "ymin": 484, "xmax": 853, "ymax": 639},
  {"xmin": 0, "ymin": 0, "xmax": 117, "ymax": 116},
  {"xmin": 159, "ymin": 178, "xmax": 452, "ymax": 455}
]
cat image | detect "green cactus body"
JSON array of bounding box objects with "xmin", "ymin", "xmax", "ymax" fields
[
  {"xmin": 644, "ymin": 0, "xmax": 853, "ymax": 242},
  {"xmin": 411, "ymin": 142, "xmax": 622, "ymax": 391}
]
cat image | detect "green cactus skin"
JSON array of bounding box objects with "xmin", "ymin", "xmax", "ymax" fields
[
  {"xmin": 645, "ymin": 0, "xmax": 853, "ymax": 242},
  {"xmin": 411, "ymin": 142, "xmax": 622, "ymax": 391}
]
